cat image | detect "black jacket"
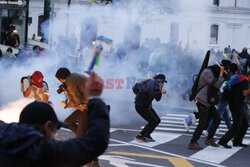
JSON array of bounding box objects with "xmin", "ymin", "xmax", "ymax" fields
[
  {"xmin": 134, "ymin": 79, "xmax": 162, "ymax": 107},
  {"xmin": 0, "ymin": 98, "xmax": 110, "ymax": 167}
]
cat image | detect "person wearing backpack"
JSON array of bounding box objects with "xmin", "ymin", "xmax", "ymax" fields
[
  {"xmin": 21, "ymin": 71, "xmax": 49, "ymax": 102},
  {"xmin": 188, "ymin": 64, "xmax": 225, "ymax": 150},
  {"xmin": 133, "ymin": 74, "xmax": 167, "ymax": 142},
  {"xmin": 218, "ymin": 72, "xmax": 250, "ymax": 148},
  {"xmin": 204, "ymin": 63, "xmax": 238, "ymax": 136}
]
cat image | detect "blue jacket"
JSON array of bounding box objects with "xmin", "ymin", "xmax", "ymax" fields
[
  {"xmin": 0, "ymin": 98, "xmax": 110, "ymax": 167},
  {"xmin": 134, "ymin": 79, "xmax": 162, "ymax": 107}
]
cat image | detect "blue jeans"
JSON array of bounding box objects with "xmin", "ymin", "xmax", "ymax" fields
[
  {"xmin": 207, "ymin": 102, "xmax": 232, "ymax": 132},
  {"xmin": 185, "ymin": 115, "xmax": 192, "ymax": 126}
]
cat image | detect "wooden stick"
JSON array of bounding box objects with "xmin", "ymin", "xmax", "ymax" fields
[{"xmin": 216, "ymin": 61, "xmax": 228, "ymax": 74}]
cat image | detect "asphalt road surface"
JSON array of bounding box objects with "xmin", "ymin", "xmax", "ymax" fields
[{"xmin": 57, "ymin": 106, "xmax": 250, "ymax": 167}]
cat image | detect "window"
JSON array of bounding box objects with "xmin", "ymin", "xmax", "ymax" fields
[
  {"xmin": 38, "ymin": 15, "xmax": 43, "ymax": 36},
  {"xmin": 213, "ymin": 0, "xmax": 219, "ymax": 6},
  {"xmin": 210, "ymin": 24, "xmax": 218, "ymax": 44}
]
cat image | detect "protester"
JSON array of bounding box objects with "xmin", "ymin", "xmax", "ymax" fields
[
  {"xmin": 3, "ymin": 25, "xmax": 20, "ymax": 48},
  {"xmin": 0, "ymin": 100, "xmax": 109, "ymax": 167},
  {"xmin": 2, "ymin": 47, "xmax": 15, "ymax": 59},
  {"xmin": 239, "ymin": 47, "xmax": 250, "ymax": 74},
  {"xmin": 21, "ymin": 71, "xmax": 49, "ymax": 102},
  {"xmin": 133, "ymin": 74, "xmax": 167, "ymax": 142},
  {"xmin": 85, "ymin": 71, "xmax": 109, "ymax": 167},
  {"xmin": 55, "ymin": 67, "xmax": 88, "ymax": 137},
  {"xmin": 218, "ymin": 72, "xmax": 250, "ymax": 148},
  {"xmin": 184, "ymin": 113, "xmax": 197, "ymax": 131},
  {"xmin": 188, "ymin": 63, "xmax": 226, "ymax": 150},
  {"xmin": 32, "ymin": 34, "xmax": 36, "ymax": 40},
  {"xmin": 204, "ymin": 62, "xmax": 237, "ymax": 136},
  {"xmin": 0, "ymin": 49, "xmax": 2, "ymax": 60},
  {"xmin": 224, "ymin": 45, "xmax": 232, "ymax": 54}
]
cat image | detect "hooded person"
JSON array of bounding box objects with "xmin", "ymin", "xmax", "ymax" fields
[
  {"xmin": 133, "ymin": 74, "xmax": 167, "ymax": 142},
  {"xmin": 188, "ymin": 62, "xmax": 226, "ymax": 150},
  {"xmin": 239, "ymin": 47, "xmax": 250, "ymax": 74},
  {"xmin": 21, "ymin": 71, "xmax": 49, "ymax": 102}
]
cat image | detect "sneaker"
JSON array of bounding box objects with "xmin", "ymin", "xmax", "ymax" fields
[
  {"xmin": 202, "ymin": 130, "xmax": 208, "ymax": 137},
  {"xmin": 184, "ymin": 119, "xmax": 190, "ymax": 132},
  {"xmin": 136, "ymin": 135, "xmax": 148, "ymax": 143},
  {"xmin": 145, "ymin": 135, "xmax": 155, "ymax": 142},
  {"xmin": 190, "ymin": 114, "xmax": 196, "ymax": 125},
  {"xmin": 205, "ymin": 138, "xmax": 219, "ymax": 147},
  {"xmin": 218, "ymin": 141, "xmax": 232, "ymax": 149},
  {"xmin": 233, "ymin": 143, "xmax": 248, "ymax": 147},
  {"xmin": 188, "ymin": 142, "xmax": 203, "ymax": 150}
]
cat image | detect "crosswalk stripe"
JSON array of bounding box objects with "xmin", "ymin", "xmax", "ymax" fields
[
  {"xmin": 161, "ymin": 120, "xmax": 184, "ymax": 124},
  {"xmin": 156, "ymin": 127, "xmax": 193, "ymax": 132},
  {"xmin": 161, "ymin": 116, "xmax": 185, "ymax": 120},
  {"xmin": 189, "ymin": 140, "xmax": 250, "ymax": 164},
  {"xmin": 153, "ymin": 114, "xmax": 250, "ymax": 138},
  {"xmin": 130, "ymin": 132, "xmax": 181, "ymax": 147},
  {"xmin": 159, "ymin": 123, "xmax": 186, "ymax": 128},
  {"xmin": 166, "ymin": 114, "xmax": 191, "ymax": 117}
]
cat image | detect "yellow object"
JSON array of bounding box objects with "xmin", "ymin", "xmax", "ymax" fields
[{"xmin": 108, "ymin": 151, "xmax": 194, "ymax": 167}]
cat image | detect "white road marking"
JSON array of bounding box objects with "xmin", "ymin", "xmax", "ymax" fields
[
  {"xmin": 161, "ymin": 116, "xmax": 185, "ymax": 120},
  {"xmin": 99, "ymin": 155, "xmax": 167, "ymax": 167},
  {"xmin": 130, "ymin": 132, "xmax": 181, "ymax": 147},
  {"xmin": 166, "ymin": 114, "xmax": 190, "ymax": 117},
  {"xmin": 109, "ymin": 144, "xmax": 132, "ymax": 147},
  {"xmin": 161, "ymin": 120, "xmax": 184, "ymax": 124},
  {"xmin": 110, "ymin": 138, "xmax": 227, "ymax": 167},
  {"xmin": 190, "ymin": 140, "xmax": 250, "ymax": 164}
]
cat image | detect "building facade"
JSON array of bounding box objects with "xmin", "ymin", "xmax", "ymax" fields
[{"xmin": 27, "ymin": 0, "xmax": 250, "ymax": 51}]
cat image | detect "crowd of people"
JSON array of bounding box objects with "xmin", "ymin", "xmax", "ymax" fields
[{"xmin": 0, "ymin": 24, "xmax": 250, "ymax": 164}]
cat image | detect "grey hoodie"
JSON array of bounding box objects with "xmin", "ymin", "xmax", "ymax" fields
[{"xmin": 195, "ymin": 68, "xmax": 224, "ymax": 107}]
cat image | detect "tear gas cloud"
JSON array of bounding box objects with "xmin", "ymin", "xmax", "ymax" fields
[{"xmin": 0, "ymin": 0, "xmax": 210, "ymax": 125}]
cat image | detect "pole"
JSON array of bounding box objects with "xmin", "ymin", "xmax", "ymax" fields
[
  {"xmin": 49, "ymin": 0, "xmax": 54, "ymax": 49},
  {"xmin": 25, "ymin": 0, "xmax": 29, "ymax": 44},
  {"xmin": 44, "ymin": 0, "xmax": 51, "ymax": 21},
  {"xmin": 66, "ymin": 0, "xmax": 71, "ymax": 37}
]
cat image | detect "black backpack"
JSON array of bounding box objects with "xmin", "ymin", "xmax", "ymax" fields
[
  {"xmin": 189, "ymin": 51, "xmax": 210, "ymax": 101},
  {"xmin": 132, "ymin": 79, "xmax": 151, "ymax": 95}
]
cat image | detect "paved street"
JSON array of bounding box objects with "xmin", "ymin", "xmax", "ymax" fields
[{"xmin": 57, "ymin": 107, "xmax": 250, "ymax": 167}]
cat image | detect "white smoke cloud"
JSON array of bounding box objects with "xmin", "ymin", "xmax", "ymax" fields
[{"xmin": 0, "ymin": 0, "xmax": 209, "ymax": 125}]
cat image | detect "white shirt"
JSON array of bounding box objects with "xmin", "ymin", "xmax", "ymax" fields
[{"xmin": 21, "ymin": 78, "xmax": 49, "ymax": 102}]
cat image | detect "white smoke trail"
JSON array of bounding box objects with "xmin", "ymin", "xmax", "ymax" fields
[{"xmin": 0, "ymin": 98, "xmax": 33, "ymax": 123}]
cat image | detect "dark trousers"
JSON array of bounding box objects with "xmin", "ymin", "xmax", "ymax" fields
[
  {"xmin": 219, "ymin": 104, "xmax": 249, "ymax": 144},
  {"xmin": 135, "ymin": 105, "xmax": 161, "ymax": 136},
  {"xmin": 65, "ymin": 109, "xmax": 99, "ymax": 167},
  {"xmin": 191, "ymin": 103, "xmax": 221, "ymax": 143},
  {"xmin": 64, "ymin": 109, "xmax": 88, "ymax": 137}
]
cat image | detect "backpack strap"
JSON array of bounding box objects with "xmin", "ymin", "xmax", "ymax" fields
[
  {"xmin": 196, "ymin": 84, "xmax": 208, "ymax": 94},
  {"xmin": 42, "ymin": 81, "xmax": 49, "ymax": 90},
  {"xmin": 21, "ymin": 76, "xmax": 32, "ymax": 92}
]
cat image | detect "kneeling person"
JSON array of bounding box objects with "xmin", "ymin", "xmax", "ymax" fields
[{"xmin": 21, "ymin": 71, "xmax": 49, "ymax": 102}]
